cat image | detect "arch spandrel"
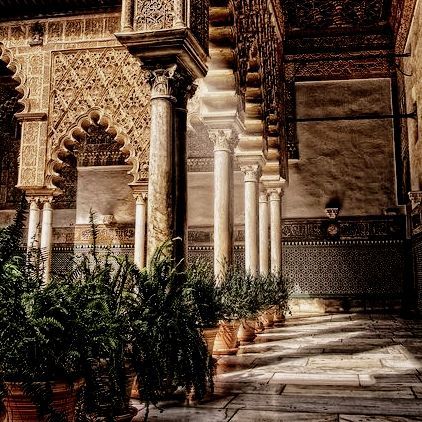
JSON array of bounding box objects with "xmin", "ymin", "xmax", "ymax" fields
[
  {"xmin": 0, "ymin": 43, "xmax": 31, "ymax": 113},
  {"xmin": 46, "ymin": 47, "xmax": 151, "ymax": 189}
]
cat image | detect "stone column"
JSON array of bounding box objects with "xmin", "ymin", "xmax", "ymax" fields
[
  {"xmin": 147, "ymin": 67, "xmax": 176, "ymax": 262},
  {"xmin": 120, "ymin": 0, "xmax": 133, "ymax": 32},
  {"xmin": 40, "ymin": 197, "xmax": 53, "ymax": 284},
  {"xmin": 26, "ymin": 196, "xmax": 40, "ymax": 252},
  {"xmin": 259, "ymin": 189, "xmax": 269, "ymax": 275},
  {"xmin": 146, "ymin": 65, "xmax": 193, "ymax": 263},
  {"xmin": 173, "ymin": 85, "xmax": 193, "ymax": 268},
  {"xmin": 269, "ymin": 188, "xmax": 283, "ymax": 274},
  {"xmin": 133, "ymin": 192, "xmax": 147, "ymax": 268},
  {"xmin": 241, "ymin": 164, "xmax": 261, "ymax": 275},
  {"xmin": 210, "ymin": 129, "xmax": 234, "ymax": 278}
]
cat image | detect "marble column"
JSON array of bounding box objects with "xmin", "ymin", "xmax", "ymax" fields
[
  {"xmin": 147, "ymin": 67, "xmax": 176, "ymax": 262},
  {"xmin": 40, "ymin": 197, "xmax": 53, "ymax": 284},
  {"xmin": 241, "ymin": 164, "xmax": 261, "ymax": 275},
  {"xmin": 120, "ymin": 0, "xmax": 133, "ymax": 32},
  {"xmin": 173, "ymin": 92, "xmax": 191, "ymax": 268},
  {"xmin": 146, "ymin": 65, "xmax": 193, "ymax": 263},
  {"xmin": 259, "ymin": 189, "xmax": 269, "ymax": 275},
  {"xmin": 26, "ymin": 196, "xmax": 40, "ymax": 252},
  {"xmin": 133, "ymin": 192, "xmax": 147, "ymax": 268},
  {"xmin": 269, "ymin": 188, "xmax": 282, "ymax": 274},
  {"xmin": 211, "ymin": 129, "xmax": 234, "ymax": 279}
]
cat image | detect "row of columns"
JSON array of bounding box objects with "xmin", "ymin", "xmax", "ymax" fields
[
  {"xmin": 240, "ymin": 165, "xmax": 284, "ymax": 276},
  {"xmin": 25, "ymin": 190, "xmax": 149, "ymax": 283},
  {"xmin": 211, "ymin": 128, "xmax": 284, "ymax": 278},
  {"xmin": 26, "ymin": 195, "xmax": 54, "ymax": 283}
]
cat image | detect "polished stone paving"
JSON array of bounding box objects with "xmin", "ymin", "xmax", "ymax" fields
[{"xmin": 133, "ymin": 314, "xmax": 422, "ymax": 421}]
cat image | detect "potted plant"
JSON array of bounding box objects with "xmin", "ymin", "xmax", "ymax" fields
[
  {"xmin": 0, "ymin": 205, "xmax": 84, "ymax": 422},
  {"xmin": 258, "ymin": 272, "xmax": 290, "ymax": 328},
  {"xmin": 186, "ymin": 259, "xmax": 222, "ymax": 355},
  {"xmin": 128, "ymin": 241, "xmax": 214, "ymax": 419},
  {"xmin": 58, "ymin": 217, "xmax": 138, "ymax": 422}
]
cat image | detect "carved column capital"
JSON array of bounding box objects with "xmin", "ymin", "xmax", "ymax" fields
[
  {"xmin": 267, "ymin": 188, "xmax": 283, "ymax": 201},
  {"xmin": 409, "ymin": 191, "xmax": 422, "ymax": 206},
  {"xmin": 259, "ymin": 189, "xmax": 268, "ymax": 203},
  {"xmin": 26, "ymin": 195, "xmax": 42, "ymax": 206},
  {"xmin": 210, "ymin": 129, "xmax": 237, "ymax": 153},
  {"xmin": 39, "ymin": 196, "xmax": 54, "ymax": 205},
  {"xmin": 240, "ymin": 164, "xmax": 261, "ymax": 183},
  {"xmin": 147, "ymin": 65, "xmax": 195, "ymax": 106},
  {"xmin": 133, "ymin": 191, "xmax": 148, "ymax": 205}
]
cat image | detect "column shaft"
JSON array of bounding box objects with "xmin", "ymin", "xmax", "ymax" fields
[
  {"xmin": 173, "ymin": 106, "xmax": 188, "ymax": 268},
  {"xmin": 259, "ymin": 191, "xmax": 269, "ymax": 275},
  {"xmin": 134, "ymin": 194, "xmax": 147, "ymax": 268},
  {"xmin": 27, "ymin": 198, "xmax": 40, "ymax": 252},
  {"xmin": 40, "ymin": 199, "xmax": 53, "ymax": 284},
  {"xmin": 242, "ymin": 166, "xmax": 260, "ymax": 275},
  {"xmin": 269, "ymin": 190, "xmax": 282, "ymax": 274},
  {"xmin": 212, "ymin": 130, "xmax": 233, "ymax": 278},
  {"xmin": 147, "ymin": 90, "xmax": 174, "ymax": 262}
]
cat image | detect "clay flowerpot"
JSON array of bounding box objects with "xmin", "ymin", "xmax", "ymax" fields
[
  {"xmin": 4, "ymin": 379, "xmax": 84, "ymax": 422},
  {"xmin": 212, "ymin": 321, "xmax": 240, "ymax": 355},
  {"xmin": 273, "ymin": 309, "xmax": 286, "ymax": 325},
  {"xmin": 237, "ymin": 319, "xmax": 257, "ymax": 345},
  {"xmin": 115, "ymin": 406, "xmax": 138, "ymax": 422},
  {"xmin": 260, "ymin": 310, "xmax": 274, "ymax": 329},
  {"xmin": 203, "ymin": 327, "xmax": 219, "ymax": 355}
]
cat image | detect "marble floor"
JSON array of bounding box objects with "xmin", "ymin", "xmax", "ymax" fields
[{"xmin": 133, "ymin": 313, "xmax": 422, "ymax": 421}]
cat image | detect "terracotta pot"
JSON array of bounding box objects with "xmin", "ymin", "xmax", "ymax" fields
[
  {"xmin": 115, "ymin": 405, "xmax": 138, "ymax": 422},
  {"xmin": 237, "ymin": 319, "xmax": 256, "ymax": 345},
  {"xmin": 4, "ymin": 379, "xmax": 84, "ymax": 422},
  {"xmin": 203, "ymin": 327, "xmax": 219, "ymax": 355},
  {"xmin": 273, "ymin": 310, "xmax": 286, "ymax": 325},
  {"xmin": 130, "ymin": 377, "xmax": 139, "ymax": 400},
  {"xmin": 260, "ymin": 310, "xmax": 274, "ymax": 329},
  {"xmin": 212, "ymin": 321, "xmax": 240, "ymax": 355},
  {"xmin": 255, "ymin": 319, "xmax": 265, "ymax": 333}
]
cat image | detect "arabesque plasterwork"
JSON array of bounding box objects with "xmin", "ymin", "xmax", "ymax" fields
[{"xmin": 46, "ymin": 47, "xmax": 151, "ymax": 188}]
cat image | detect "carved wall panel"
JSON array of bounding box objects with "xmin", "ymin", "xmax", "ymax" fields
[
  {"xmin": 0, "ymin": 82, "xmax": 21, "ymax": 208},
  {"xmin": 283, "ymin": 0, "xmax": 387, "ymax": 31},
  {"xmin": 48, "ymin": 47, "xmax": 151, "ymax": 186},
  {"xmin": 132, "ymin": 0, "xmax": 209, "ymax": 53}
]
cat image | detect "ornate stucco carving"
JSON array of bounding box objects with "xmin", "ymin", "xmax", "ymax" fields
[{"xmin": 46, "ymin": 47, "xmax": 151, "ymax": 188}]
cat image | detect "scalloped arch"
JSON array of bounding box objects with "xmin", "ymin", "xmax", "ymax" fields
[
  {"xmin": 46, "ymin": 107, "xmax": 141, "ymax": 189},
  {"xmin": 0, "ymin": 42, "xmax": 30, "ymax": 112}
]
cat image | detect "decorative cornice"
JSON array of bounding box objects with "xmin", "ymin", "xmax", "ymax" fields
[{"xmin": 15, "ymin": 112, "xmax": 47, "ymax": 122}]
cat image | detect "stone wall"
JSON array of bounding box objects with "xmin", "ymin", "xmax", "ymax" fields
[
  {"xmin": 404, "ymin": 0, "xmax": 422, "ymax": 192},
  {"xmin": 403, "ymin": 0, "xmax": 422, "ymax": 313},
  {"xmin": 284, "ymin": 79, "xmax": 397, "ymax": 219}
]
